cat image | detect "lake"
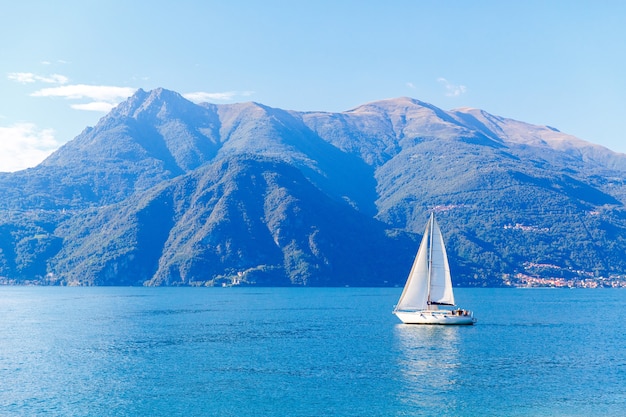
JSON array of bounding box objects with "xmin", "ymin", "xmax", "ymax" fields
[{"xmin": 0, "ymin": 287, "xmax": 624, "ymax": 416}]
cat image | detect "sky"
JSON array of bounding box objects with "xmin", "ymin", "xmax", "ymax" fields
[{"xmin": 1, "ymin": 0, "xmax": 625, "ymax": 172}]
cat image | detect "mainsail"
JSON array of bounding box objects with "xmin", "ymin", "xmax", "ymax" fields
[{"xmin": 394, "ymin": 213, "xmax": 455, "ymax": 312}]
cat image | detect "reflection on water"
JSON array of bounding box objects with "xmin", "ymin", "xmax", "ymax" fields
[{"xmin": 394, "ymin": 325, "xmax": 461, "ymax": 415}]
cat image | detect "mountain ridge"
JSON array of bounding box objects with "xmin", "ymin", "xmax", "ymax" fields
[{"xmin": 2, "ymin": 88, "xmax": 626, "ymax": 287}]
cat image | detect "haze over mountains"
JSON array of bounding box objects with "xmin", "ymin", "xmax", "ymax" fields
[{"xmin": 2, "ymin": 88, "xmax": 626, "ymax": 286}]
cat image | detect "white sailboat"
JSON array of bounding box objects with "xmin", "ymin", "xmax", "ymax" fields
[{"xmin": 393, "ymin": 213, "xmax": 476, "ymax": 325}]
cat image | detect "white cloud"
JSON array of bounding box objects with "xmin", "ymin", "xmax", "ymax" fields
[
  {"xmin": 406, "ymin": 82, "xmax": 416, "ymax": 89},
  {"xmin": 70, "ymin": 102, "xmax": 117, "ymax": 112},
  {"xmin": 8, "ymin": 72, "xmax": 68, "ymax": 84},
  {"xmin": 31, "ymin": 84, "xmax": 136, "ymax": 101},
  {"xmin": 183, "ymin": 90, "xmax": 254, "ymax": 103},
  {"xmin": 31, "ymin": 84, "xmax": 137, "ymax": 113},
  {"xmin": 0, "ymin": 123, "xmax": 62, "ymax": 172},
  {"xmin": 43, "ymin": 74, "xmax": 69, "ymax": 84},
  {"xmin": 8, "ymin": 72, "xmax": 37, "ymax": 83},
  {"xmin": 437, "ymin": 77, "xmax": 467, "ymax": 97},
  {"xmin": 41, "ymin": 60, "xmax": 68, "ymax": 65}
]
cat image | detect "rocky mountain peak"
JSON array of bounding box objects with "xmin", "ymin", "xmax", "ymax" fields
[{"xmin": 110, "ymin": 88, "xmax": 195, "ymax": 121}]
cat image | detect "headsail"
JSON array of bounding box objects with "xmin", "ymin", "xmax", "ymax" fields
[{"xmin": 394, "ymin": 224, "xmax": 430, "ymax": 311}]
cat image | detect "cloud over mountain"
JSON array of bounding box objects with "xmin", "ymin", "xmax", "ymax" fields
[
  {"xmin": 183, "ymin": 91, "xmax": 255, "ymax": 103},
  {"xmin": 30, "ymin": 84, "xmax": 137, "ymax": 101}
]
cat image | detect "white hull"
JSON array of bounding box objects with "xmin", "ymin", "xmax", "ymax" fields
[{"xmin": 394, "ymin": 310, "xmax": 476, "ymax": 325}]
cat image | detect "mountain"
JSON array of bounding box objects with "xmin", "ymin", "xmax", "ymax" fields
[
  {"xmin": 1, "ymin": 88, "xmax": 626, "ymax": 287},
  {"xmin": 46, "ymin": 157, "xmax": 413, "ymax": 286}
]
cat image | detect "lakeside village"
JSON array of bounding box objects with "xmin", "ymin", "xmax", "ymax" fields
[{"xmin": 504, "ymin": 270, "xmax": 626, "ymax": 288}]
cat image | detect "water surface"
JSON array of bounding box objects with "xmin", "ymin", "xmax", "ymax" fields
[{"xmin": 0, "ymin": 287, "xmax": 624, "ymax": 416}]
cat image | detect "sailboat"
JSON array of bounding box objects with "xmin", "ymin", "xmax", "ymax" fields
[{"xmin": 393, "ymin": 213, "xmax": 476, "ymax": 325}]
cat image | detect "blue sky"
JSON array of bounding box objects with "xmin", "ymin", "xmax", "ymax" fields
[{"xmin": 1, "ymin": 0, "xmax": 625, "ymax": 171}]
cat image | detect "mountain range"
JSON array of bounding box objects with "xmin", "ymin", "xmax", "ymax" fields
[{"xmin": 1, "ymin": 88, "xmax": 626, "ymax": 286}]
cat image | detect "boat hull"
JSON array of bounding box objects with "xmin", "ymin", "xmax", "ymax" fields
[{"xmin": 394, "ymin": 310, "xmax": 476, "ymax": 325}]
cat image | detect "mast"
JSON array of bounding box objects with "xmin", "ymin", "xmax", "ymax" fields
[{"xmin": 427, "ymin": 212, "xmax": 434, "ymax": 307}]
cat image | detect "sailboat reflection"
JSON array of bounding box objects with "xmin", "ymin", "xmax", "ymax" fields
[{"xmin": 393, "ymin": 324, "xmax": 462, "ymax": 413}]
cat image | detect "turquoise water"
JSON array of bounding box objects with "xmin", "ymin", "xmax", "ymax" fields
[{"xmin": 0, "ymin": 287, "xmax": 624, "ymax": 416}]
